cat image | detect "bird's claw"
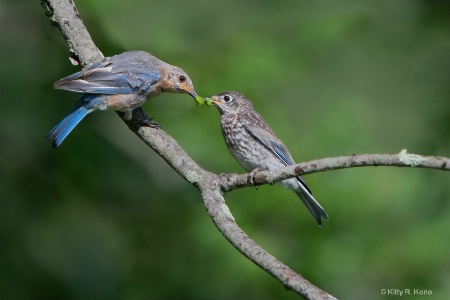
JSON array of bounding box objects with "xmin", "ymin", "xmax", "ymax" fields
[
  {"xmin": 247, "ymin": 168, "xmax": 265, "ymax": 186},
  {"xmin": 218, "ymin": 173, "xmax": 229, "ymax": 190},
  {"xmin": 140, "ymin": 117, "xmax": 161, "ymax": 129}
]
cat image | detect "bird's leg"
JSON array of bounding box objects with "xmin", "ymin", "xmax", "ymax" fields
[
  {"xmin": 123, "ymin": 110, "xmax": 133, "ymax": 120},
  {"xmin": 247, "ymin": 168, "xmax": 266, "ymax": 186}
]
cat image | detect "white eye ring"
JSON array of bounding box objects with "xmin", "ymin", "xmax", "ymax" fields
[{"xmin": 223, "ymin": 95, "xmax": 233, "ymax": 103}]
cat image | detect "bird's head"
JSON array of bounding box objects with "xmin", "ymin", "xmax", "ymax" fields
[
  {"xmin": 208, "ymin": 91, "xmax": 253, "ymax": 115},
  {"xmin": 162, "ymin": 66, "xmax": 197, "ymax": 98}
]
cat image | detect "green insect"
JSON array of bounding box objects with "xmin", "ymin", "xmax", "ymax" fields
[{"xmin": 195, "ymin": 95, "xmax": 213, "ymax": 107}]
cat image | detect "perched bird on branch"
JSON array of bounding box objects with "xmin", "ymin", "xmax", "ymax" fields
[
  {"xmin": 47, "ymin": 51, "xmax": 198, "ymax": 148},
  {"xmin": 209, "ymin": 91, "xmax": 328, "ymax": 226}
]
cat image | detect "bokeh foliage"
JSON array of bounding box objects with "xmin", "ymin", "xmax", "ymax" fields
[{"xmin": 1, "ymin": 0, "xmax": 449, "ymax": 299}]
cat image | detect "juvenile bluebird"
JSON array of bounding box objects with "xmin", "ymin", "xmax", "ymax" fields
[
  {"xmin": 210, "ymin": 91, "xmax": 328, "ymax": 226},
  {"xmin": 47, "ymin": 51, "xmax": 198, "ymax": 148}
]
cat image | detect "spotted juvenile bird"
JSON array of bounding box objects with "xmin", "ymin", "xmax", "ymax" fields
[
  {"xmin": 210, "ymin": 91, "xmax": 328, "ymax": 226},
  {"xmin": 47, "ymin": 51, "xmax": 198, "ymax": 148}
]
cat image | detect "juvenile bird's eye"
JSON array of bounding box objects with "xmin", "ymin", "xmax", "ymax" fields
[
  {"xmin": 179, "ymin": 75, "xmax": 186, "ymax": 82},
  {"xmin": 223, "ymin": 95, "xmax": 233, "ymax": 103}
]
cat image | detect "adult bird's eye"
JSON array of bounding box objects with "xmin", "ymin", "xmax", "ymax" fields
[
  {"xmin": 179, "ymin": 75, "xmax": 186, "ymax": 82},
  {"xmin": 223, "ymin": 95, "xmax": 233, "ymax": 103}
]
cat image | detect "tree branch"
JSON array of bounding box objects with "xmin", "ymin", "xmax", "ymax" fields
[
  {"xmin": 39, "ymin": 1, "xmax": 449, "ymax": 299},
  {"xmin": 221, "ymin": 150, "xmax": 450, "ymax": 192},
  {"xmin": 40, "ymin": 0, "xmax": 103, "ymax": 67}
]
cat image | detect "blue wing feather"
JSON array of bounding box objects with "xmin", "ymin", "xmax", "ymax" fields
[{"xmin": 54, "ymin": 55, "xmax": 161, "ymax": 95}]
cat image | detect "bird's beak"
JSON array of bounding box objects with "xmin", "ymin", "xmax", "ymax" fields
[
  {"xmin": 188, "ymin": 89, "xmax": 198, "ymax": 98},
  {"xmin": 181, "ymin": 84, "xmax": 198, "ymax": 98},
  {"xmin": 211, "ymin": 99, "xmax": 221, "ymax": 105}
]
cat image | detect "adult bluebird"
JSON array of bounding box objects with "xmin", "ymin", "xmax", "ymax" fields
[
  {"xmin": 210, "ymin": 91, "xmax": 328, "ymax": 226},
  {"xmin": 47, "ymin": 51, "xmax": 198, "ymax": 148}
]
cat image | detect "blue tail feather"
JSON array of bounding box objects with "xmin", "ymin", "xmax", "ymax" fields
[{"xmin": 47, "ymin": 101, "xmax": 91, "ymax": 148}]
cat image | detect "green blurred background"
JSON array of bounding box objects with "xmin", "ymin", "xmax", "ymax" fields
[{"xmin": 1, "ymin": 0, "xmax": 449, "ymax": 299}]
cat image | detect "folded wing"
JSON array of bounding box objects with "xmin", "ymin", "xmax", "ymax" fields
[{"xmin": 54, "ymin": 56, "xmax": 161, "ymax": 95}]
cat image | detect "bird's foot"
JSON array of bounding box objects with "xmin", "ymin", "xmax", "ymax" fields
[
  {"xmin": 247, "ymin": 168, "xmax": 266, "ymax": 186},
  {"xmin": 218, "ymin": 173, "xmax": 229, "ymax": 190},
  {"xmin": 139, "ymin": 117, "xmax": 161, "ymax": 129},
  {"xmin": 120, "ymin": 108, "xmax": 161, "ymax": 130}
]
